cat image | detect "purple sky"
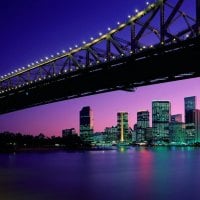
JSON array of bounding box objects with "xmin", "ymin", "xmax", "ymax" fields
[{"xmin": 0, "ymin": 0, "xmax": 198, "ymax": 136}]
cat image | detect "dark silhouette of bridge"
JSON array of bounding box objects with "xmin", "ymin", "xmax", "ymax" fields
[{"xmin": 0, "ymin": 0, "xmax": 200, "ymax": 114}]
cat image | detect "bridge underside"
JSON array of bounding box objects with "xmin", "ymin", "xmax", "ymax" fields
[{"xmin": 0, "ymin": 37, "xmax": 200, "ymax": 114}]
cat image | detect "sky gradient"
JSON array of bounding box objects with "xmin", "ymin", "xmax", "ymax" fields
[{"xmin": 0, "ymin": 0, "xmax": 199, "ymax": 136}]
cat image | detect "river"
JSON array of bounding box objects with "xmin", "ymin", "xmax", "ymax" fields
[{"xmin": 0, "ymin": 146, "xmax": 200, "ymax": 200}]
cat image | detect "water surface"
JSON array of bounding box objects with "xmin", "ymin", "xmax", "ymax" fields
[{"xmin": 0, "ymin": 147, "xmax": 200, "ymax": 200}]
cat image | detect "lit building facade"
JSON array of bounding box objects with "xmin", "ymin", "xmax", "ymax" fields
[
  {"xmin": 152, "ymin": 101, "xmax": 171, "ymax": 143},
  {"xmin": 184, "ymin": 96, "xmax": 200, "ymax": 143},
  {"xmin": 184, "ymin": 96, "xmax": 196, "ymax": 123},
  {"xmin": 117, "ymin": 112, "xmax": 129, "ymax": 143},
  {"xmin": 104, "ymin": 126, "xmax": 118, "ymax": 144},
  {"xmin": 62, "ymin": 128, "xmax": 76, "ymax": 137},
  {"xmin": 186, "ymin": 109, "xmax": 200, "ymax": 143},
  {"xmin": 136, "ymin": 111, "xmax": 149, "ymax": 142},
  {"xmin": 80, "ymin": 106, "xmax": 94, "ymax": 142}
]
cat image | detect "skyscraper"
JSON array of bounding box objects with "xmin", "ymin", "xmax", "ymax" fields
[
  {"xmin": 186, "ymin": 109, "xmax": 200, "ymax": 143},
  {"xmin": 184, "ymin": 96, "xmax": 200, "ymax": 143},
  {"xmin": 185, "ymin": 96, "xmax": 196, "ymax": 123},
  {"xmin": 117, "ymin": 112, "xmax": 129, "ymax": 143},
  {"xmin": 136, "ymin": 111, "xmax": 149, "ymax": 142},
  {"xmin": 80, "ymin": 106, "xmax": 94, "ymax": 141},
  {"xmin": 169, "ymin": 114, "xmax": 185, "ymax": 144},
  {"xmin": 152, "ymin": 101, "xmax": 171, "ymax": 143}
]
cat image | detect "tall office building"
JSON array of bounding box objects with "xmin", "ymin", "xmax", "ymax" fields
[
  {"xmin": 185, "ymin": 96, "xmax": 196, "ymax": 123},
  {"xmin": 152, "ymin": 101, "xmax": 171, "ymax": 143},
  {"xmin": 187, "ymin": 109, "xmax": 200, "ymax": 143},
  {"xmin": 184, "ymin": 96, "xmax": 200, "ymax": 143},
  {"xmin": 80, "ymin": 106, "xmax": 94, "ymax": 141},
  {"xmin": 117, "ymin": 112, "xmax": 129, "ymax": 143},
  {"xmin": 136, "ymin": 111, "xmax": 149, "ymax": 142},
  {"xmin": 169, "ymin": 114, "xmax": 185, "ymax": 144}
]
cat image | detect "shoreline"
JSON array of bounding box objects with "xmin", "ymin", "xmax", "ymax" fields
[{"xmin": 0, "ymin": 144, "xmax": 199, "ymax": 153}]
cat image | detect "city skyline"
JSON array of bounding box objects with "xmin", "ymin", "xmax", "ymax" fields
[
  {"xmin": 1, "ymin": 83, "xmax": 200, "ymax": 136},
  {"xmin": 0, "ymin": 0, "xmax": 199, "ymax": 136}
]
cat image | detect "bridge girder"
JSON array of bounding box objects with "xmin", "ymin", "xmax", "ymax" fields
[{"xmin": 0, "ymin": 0, "xmax": 199, "ymax": 114}]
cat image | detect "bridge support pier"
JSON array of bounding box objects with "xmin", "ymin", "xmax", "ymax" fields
[{"xmin": 197, "ymin": 0, "xmax": 200, "ymax": 35}]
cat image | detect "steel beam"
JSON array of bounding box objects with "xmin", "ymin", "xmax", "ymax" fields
[
  {"xmin": 160, "ymin": 1, "xmax": 165, "ymax": 44},
  {"xmin": 197, "ymin": 0, "xmax": 200, "ymax": 35},
  {"xmin": 130, "ymin": 23, "xmax": 135, "ymax": 53}
]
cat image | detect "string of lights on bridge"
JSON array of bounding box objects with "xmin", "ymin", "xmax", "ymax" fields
[
  {"xmin": 0, "ymin": 0, "xmax": 194, "ymax": 94},
  {"xmin": 0, "ymin": 2, "xmax": 156, "ymax": 81}
]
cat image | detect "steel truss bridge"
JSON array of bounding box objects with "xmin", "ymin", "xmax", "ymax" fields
[{"xmin": 0, "ymin": 0, "xmax": 200, "ymax": 114}]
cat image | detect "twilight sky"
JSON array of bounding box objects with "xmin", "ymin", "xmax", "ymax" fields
[{"xmin": 0, "ymin": 0, "xmax": 199, "ymax": 136}]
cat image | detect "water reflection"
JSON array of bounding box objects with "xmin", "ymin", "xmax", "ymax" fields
[{"xmin": 0, "ymin": 147, "xmax": 200, "ymax": 200}]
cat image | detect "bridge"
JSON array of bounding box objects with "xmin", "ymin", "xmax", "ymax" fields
[{"xmin": 0, "ymin": 0, "xmax": 200, "ymax": 114}]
